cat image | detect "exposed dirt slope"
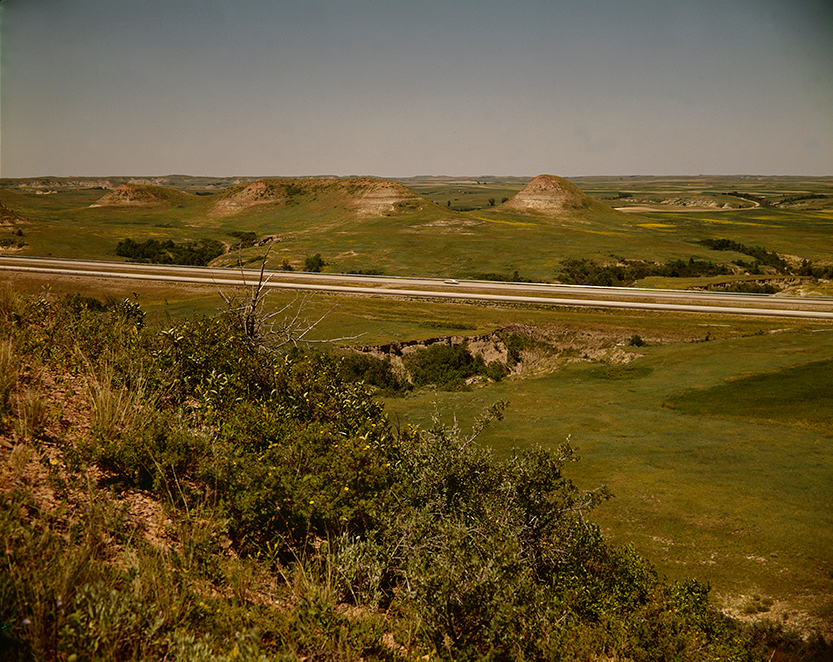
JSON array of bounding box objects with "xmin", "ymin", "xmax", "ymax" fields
[
  {"xmin": 0, "ymin": 201, "xmax": 26, "ymax": 226},
  {"xmin": 90, "ymin": 183, "xmax": 193, "ymax": 207},
  {"xmin": 349, "ymin": 324, "xmax": 645, "ymax": 383},
  {"xmin": 341, "ymin": 177, "xmax": 426, "ymax": 216}
]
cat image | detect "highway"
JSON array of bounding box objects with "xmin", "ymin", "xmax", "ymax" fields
[{"xmin": 2, "ymin": 255, "xmax": 833, "ymax": 320}]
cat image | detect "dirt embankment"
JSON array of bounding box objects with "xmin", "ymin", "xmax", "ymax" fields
[
  {"xmin": 349, "ymin": 323, "xmax": 646, "ymax": 382},
  {"xmin": 0, "ymin": 202, "xmax": 26, "ymax": 226},
  {"xmin": 351, "ymin": 331, "xmax": 511, "ymax": 379}
]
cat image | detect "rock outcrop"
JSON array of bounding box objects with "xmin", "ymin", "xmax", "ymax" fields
[
  {"xmin": 350, "ymin": 332, "xmax": 511, "ymax": 380},
  {"xmin": 342, "ymin": 178, "xmax": 425, "ymax": 216}
]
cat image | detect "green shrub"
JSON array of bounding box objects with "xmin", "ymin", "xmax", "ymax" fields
[
  {"xmin": 87, "ymin": 409, "xmax": 208, "ymax": 498},
  {"xmin": 338, "ymin": 352, "xmax": 409, "ymax": 395},
  {"xmin": 303, "ymin": 253, "xmax": 327, "ymax": 272},
  {"xmin": 0, "ymin": 337, "xmax": 19, "ymax": 415},
  {"xmin": 116, "ymin": 237, "xmax": 224, "ymax": 266},
  {"xmin": 556, "ymin": 257, "xmax": 733, "ymax": 286},
  {"xmin": 699, "ymin": 237, "xmax": 790, "ymax": 273},
  {"xmin": 209, "ymin": 364, "xmax": 397, "ymax": 556},
  {"xmin": 405, "ymin": 343, "xmax": 496, "ymax": 390},
  {"xmin": 708, "ymin": 282, "xmax": 780, "ymax": 294}
]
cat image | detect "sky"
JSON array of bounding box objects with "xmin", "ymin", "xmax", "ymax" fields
[{"xmin": 2, "ymin": 0, "xmax": 832, "ymax": 178}]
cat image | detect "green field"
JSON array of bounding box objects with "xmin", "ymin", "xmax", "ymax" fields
[{"xmin": 2, "ymin": 174, "xmax": 833, "ymax": 632}]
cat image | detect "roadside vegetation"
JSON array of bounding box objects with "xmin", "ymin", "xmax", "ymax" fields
[
  {"xmin": 4, "ymin": 287, "xmax": 826, "ymax": 661},
  {"xmin": 116, "ymin": 238, "xmax": 225, "ymax": 266},
  {"xmin": 555, "ymin": 257, "xmax": 733, "ymax": 287}
]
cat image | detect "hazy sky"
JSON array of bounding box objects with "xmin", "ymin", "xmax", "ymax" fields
[{"xmin": 2, "ymin": 0, "xmax": 832, "ymax": 178}]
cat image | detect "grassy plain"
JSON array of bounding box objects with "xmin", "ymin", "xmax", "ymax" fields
[
  {"xmin": 2, "ymin": 175, "xmax": 833, "ymax": 630},
  {"xmin": 6, "ymin": 175, "xmax": 832, "ymax": 285}
]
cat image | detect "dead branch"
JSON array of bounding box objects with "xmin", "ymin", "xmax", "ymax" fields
[{"xmin": 216, "ymin": 247, "xmax": 362, "ymax": 352}]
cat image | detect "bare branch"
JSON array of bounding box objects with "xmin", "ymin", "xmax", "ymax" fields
[{"xmin": 216, "ymin": 250, "xmax": 362, "ymax": 353}]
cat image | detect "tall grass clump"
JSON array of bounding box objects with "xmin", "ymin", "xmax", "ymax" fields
[
  {"xmin": 86, "ymin": 362, "xmax": 149, "ymax": 440},
  {"xmin": 13, "ymin": 388, "xmax": 48, "ymax": 440},
  {"xmin": 0, "ymin": 337, "xmax": 19, "ymax": 414}
]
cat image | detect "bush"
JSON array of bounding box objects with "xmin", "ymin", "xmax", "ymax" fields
[
  {"xmin": 228, "ymin": 230, "xmax": 257, "ymax": 249},
  {"xmin": 405, "ymin": 343, "xmax": 498, "ymax": 390},
  {"xmin": 303, "ymin": 254, "xmax": 327, "ymax": 272},
  {"xmin": 699, "ymin": 238, "xmax": 790, "ymax": 273},
  {"xmin": 116, "ymin": 237, "xmax": 224, "ymax": 266},
  {"xmin": 629, "ymin": 334, "xmax": 645, "ymax": 347},
  {"xmin": 338, "ymin": 352, "xmax": 409, "ymax": 395},
  {"xmin": 709, "ymin": 282, "xmax": 780, "ymax": 294},
  {"xmin": 556, "ymin": 257, "xmax": 733, "ymax": 286}
]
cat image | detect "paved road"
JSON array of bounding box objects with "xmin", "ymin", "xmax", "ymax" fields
[{"xmin": 2, "ymin": 255, "xmax": 833, "ymax": 320}]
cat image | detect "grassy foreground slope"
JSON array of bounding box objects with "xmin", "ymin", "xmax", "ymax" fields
[{"xmin": 5, "ymin": 288, "xmax": 820, "ymax": 661}]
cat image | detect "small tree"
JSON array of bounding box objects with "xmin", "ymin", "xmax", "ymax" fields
[{"xmin": 304, "ymin": 253, "xmax": 327, "ymax": 272}]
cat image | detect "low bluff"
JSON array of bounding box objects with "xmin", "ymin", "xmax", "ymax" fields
[
  {"xmin": 90, "ymin": 183, "xmax": 192, "ymax": 207},
  {"xmin": 0, "ymin": 202, "xmax": 26, "ymax": 226},
  {"xmin": 209, "ymin": 177, "xmax": 428, "ymax": 217},
  {"xmin": 349, "ymin": 331, "xmax": 512, "ymax": 382},
  {"xmin": 347, "ymin": 323, "xmax": 643, "ymax": 384}
]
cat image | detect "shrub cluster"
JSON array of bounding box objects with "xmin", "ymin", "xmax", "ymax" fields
[
  {"xmin": 303, "ymin": 254, "xmax": 327, "ymax": 272},
  {"xmin": 556, "ymin": 257, "xmax": 733, "ymax": 286},
  {"xmin": 707, "ymin": 282, "xmax": 780, "ymax": 294},
  {"xmin": 797, "ymin": 259, "xmax": 833, "ymax": 279},
  {"xmin": 342, "ymin": 338, "xmax": 514, "ymax": 395},
  {"xmin": 467, "ymin": 270, "xmax": 531, "ymax": 283},
  {"xmin": 0, "ymin": 288, "xmax": 809, "ymax": 660},
  {"xmin": 404, "ymin": 342, "xmax": 507, "ymax": 390},
  {"xmin": 698, "ymin": 238, "xmax": 790, "ymax": 273},
  {"xmin": 228, "ymin": 230, "xmax": 258, "ymax": 249},
  {"xmin": 116, "ymin": 238, "xmax": 225, "ymax": 266}
]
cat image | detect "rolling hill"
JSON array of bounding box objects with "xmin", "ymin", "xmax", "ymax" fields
[
  {"xmin": 90, "ymin": 183, "xmax": 194, "ymax": 207},
  {"xmin": 209, "ymin": 177, "xmax": 435, "ymax": 218},
  {"xmin": 502, "ymin": 174, "xmax": 609, "ymax": 216}
]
